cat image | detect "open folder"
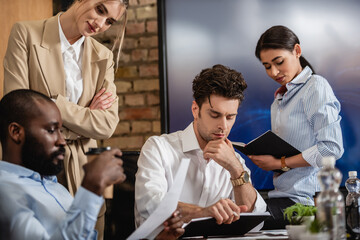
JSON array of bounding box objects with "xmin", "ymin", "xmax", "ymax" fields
[
  {"xmin": 127, "ymin": 158, "xmax": 190, "ymax": 240},
  {"xmin": 182, "ymin": 212, "xmax": 271, "ymax": 238},
  {"xmin": 232, "ymin": 130, "xmax": 300, "ymax": 173},
  {"xmin": 232, "ymin": 130, "xmax": 300, "ymax": 158}
]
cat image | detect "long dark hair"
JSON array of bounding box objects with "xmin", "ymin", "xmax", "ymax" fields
[{"xmin": 255, "ymin": 25, "xmax": 315, "ymax": 73}]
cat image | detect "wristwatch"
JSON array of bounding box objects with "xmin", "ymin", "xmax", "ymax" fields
[
  {"xmin": 231, "ymin": 171, "xmax": 250, "ymax": 187},
  {"xmin": 281, "ymin": 156, "xmax": 290, "ymax": 172}
]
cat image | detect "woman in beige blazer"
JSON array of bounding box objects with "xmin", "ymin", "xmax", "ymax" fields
[{"xmin": 3, "ymin": 0, "xmax": 128, "ymax": 238}]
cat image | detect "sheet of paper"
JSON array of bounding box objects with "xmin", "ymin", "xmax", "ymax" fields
[{"xmin": 127, "ymin": 158, "xmax": 190, "ymax": 240}]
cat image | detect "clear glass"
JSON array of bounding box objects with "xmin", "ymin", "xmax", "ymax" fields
[{"xmin": 317, "ymin": 163, "xmax": 346, "ymax": 240}]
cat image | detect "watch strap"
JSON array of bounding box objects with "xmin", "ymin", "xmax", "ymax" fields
[
  {"xmin": 281, "ymin": 156, "xmax": 290, "ymax": 171},
  {"xmin": 231, "ymin": 171, "xmax": 249, "ymax": 187}
]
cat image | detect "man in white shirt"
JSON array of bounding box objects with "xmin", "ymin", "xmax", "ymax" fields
[{"xmin": 135, "ymin": 64, "xmax": 267, "ymax": 227}]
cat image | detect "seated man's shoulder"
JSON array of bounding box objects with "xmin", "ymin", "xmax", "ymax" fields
[
  {"xmin": 0, "ymin": 165, "xmax": 54, "ymax": 202},
  {"xmin": 0, "ymin": 168, "xmax": 23, "ymax": 186},
  {"xmin": 0, "ymin": 173, "xmax": 28, "ymax": 206},
  {"xmin": 0, "ymin": 171, "xmax": 29, "ymax": 190},
  {"xmin": 145, "ymin": 130, "xmax": 183, "ymax": 147}
]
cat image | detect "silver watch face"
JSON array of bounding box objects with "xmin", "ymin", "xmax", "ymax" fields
[{"xmin": 243, "ymin": 171, "xmax": 250, "ymax": 182}]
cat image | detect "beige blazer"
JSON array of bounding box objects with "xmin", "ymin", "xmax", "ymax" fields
[{"xmin": 3, "ymin": 14, "xmax": 119, "ymax": 195}]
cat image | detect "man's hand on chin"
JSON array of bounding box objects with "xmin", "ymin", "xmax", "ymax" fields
[{"xmin": 203, "ymin": 138, "xmax": 243, "ymax": 176}]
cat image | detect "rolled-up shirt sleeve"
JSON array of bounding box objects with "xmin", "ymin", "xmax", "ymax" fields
[
  {"xmin": 0, "ymin": 183, "xmax": 103, "ymax": 240},
  {"xmin": 302, "ymin": 79, "xmax": 344, "ymax": 168}
]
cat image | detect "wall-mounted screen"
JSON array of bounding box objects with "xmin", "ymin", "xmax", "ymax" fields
[{"xmin": 158, "ymin": 0, "xmax": 360, "ymax": 189}]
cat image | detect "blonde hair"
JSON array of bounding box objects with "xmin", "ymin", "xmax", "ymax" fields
[
  {"xmin": 111, "ymin": 1, "xmax": 128, "ymax": 70},
  {"xmin": 72, "ymin": 0, "xmax": 128, "ymax": 70}
]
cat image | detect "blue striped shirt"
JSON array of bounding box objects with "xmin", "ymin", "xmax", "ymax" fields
[{"xmin": 268, "ymin": 66, "xmax": 344, "ymax": 205}]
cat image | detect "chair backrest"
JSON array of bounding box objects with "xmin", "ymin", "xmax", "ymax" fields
[
  {"xmin": 122, "ymin": 151, "xmax": 140, "ymax": 185},
  {"xmin": 105, "ymin": 151, "xmax": 140, "ymax": 239}
]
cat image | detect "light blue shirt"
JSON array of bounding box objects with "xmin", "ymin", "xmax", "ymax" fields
[
  {"xmin": 268, "ymin": 66, "xmax": 344, "ymax": 205},
  {"xmin": 0, "ymin": 161, "xmax": 103, "ymax": 240}
]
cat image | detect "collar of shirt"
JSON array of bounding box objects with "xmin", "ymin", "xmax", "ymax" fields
[
  {"xmin": 288, "ymin": 66, "xmax": 312, "ymax": 86},
  {"xmin": 181, "ymin": 122, "xmax": 202, "ymax": 153},
  {"xmin": 275, "ymin": 66, "xmax": 313, "ymax": 101},
  {"xmin": 58, "ymin": 14, "xmax": 85, "ymax": 61},
  {"xmin": 0, "ymin": 161, "xmax": 57, "ymax": 183}
]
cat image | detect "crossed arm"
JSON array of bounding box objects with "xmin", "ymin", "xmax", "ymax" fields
[{"xmin": 3, "ymin": 22, "xmax": 119, "ymax": 140}]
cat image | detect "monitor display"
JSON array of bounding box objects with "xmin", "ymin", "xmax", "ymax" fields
[{"xmin": 158, "ymin": 0, "xmax": 360, "ymax": 189}]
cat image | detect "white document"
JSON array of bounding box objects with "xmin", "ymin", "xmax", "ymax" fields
[{"xmin": 127, "ymin": 158, "xmax": 190, "ymax": 240}]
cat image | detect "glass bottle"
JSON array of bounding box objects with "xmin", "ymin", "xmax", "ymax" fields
[
  {"xmin": 345, "ymin": 171, "xmax": 360, "ymax": 239},
  {"xmin": 316, "ymin": 156, "xmax": 346, "ymax": 240}
]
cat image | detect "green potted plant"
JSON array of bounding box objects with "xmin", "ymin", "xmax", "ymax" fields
[
  {"xmin": 283, "ymin": 203, "xmax": 317, "ymax": 240},
  {"xmin": 284, "ymin": 203, "xmax": 317, "ymax": 225}
]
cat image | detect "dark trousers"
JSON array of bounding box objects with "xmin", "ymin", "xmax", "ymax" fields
[{"xmin": 262, "ymin": 198, "xmax": 296, "ymax": 230}]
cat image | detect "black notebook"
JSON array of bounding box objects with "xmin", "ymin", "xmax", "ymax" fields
[
  {"xmin": 182, "ymin": 212, "xmax": 271, "ymax": 238},
  {"xmin": 232, "ymin": 130, "xmax": 300, "ymax": 159}
]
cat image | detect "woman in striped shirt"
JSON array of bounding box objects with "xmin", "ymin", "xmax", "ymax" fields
[{"xmin": 250, "ymin": 25, "xmax": 344, "ymax": 228}]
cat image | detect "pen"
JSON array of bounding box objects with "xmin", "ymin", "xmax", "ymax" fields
[{"xmin": 233, "ymin": 211, "xmax": 239, "ymax": 217}]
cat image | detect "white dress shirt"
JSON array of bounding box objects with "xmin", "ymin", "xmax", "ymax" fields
[
  {"xmin": 135, "ymin": 123, "xmax": 267, "ymax": 226},
  {"xmin": 58, "ymin": 15, "xmax": 85, "ymax": 104}
]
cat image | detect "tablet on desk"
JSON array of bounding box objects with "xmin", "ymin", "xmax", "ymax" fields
[{"xmin": 182, "ymin": 212, "xmax": 271, "ymax": 238}]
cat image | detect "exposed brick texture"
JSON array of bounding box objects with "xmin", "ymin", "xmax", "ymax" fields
[
  {"xmin": 115, "ymin": 81, "xmax": 132, "ymax": 93},
  {"xmin": 138, "ymin": 0, "xmax": 157, "ymax": 6},
  {"xmin": 126, "ymin": 22, "xmax": 145, "ymax": 35},
  {"xmin": 139, "ymin": 64, "xmax": 159, "ymax": 77},
  {"xmin": 131, "ymin": 49, "xmax": 148, "ymax": 61},
  {"xmin": 152, "ymin": 120, "xmax": 161, "ymax": 134},
  {"xmin": 139, "ymin": 36, "xmax": 158, "ymax": 47},
  {"xmin": 148, "ymin": 49, "xmax": 158, "ymax": 61},
  {"xmin": 103, "ymin": 136, "xmax": 144, "ymax": 150},
  {"xmin": 125, "ymin": 94, "xmax": 145, "ymax": 106},
  {"xmin": 146, "ymin": 93, "xmax": 160, "ymax": 105},
  {"xmin": 132, "ymin": 121, "xmax": 152, "ymax": 133},
  {"xmin": 114, "ymin": 122, "xmax": 131, "ymax": 135},
  {"xmin": 119, "ymin": 107, "xmax": 160, "ymax": 120},
  {"xmin": 136, "ymin": 6, "xmax": 157, "ymax": 20},
  {"xmin": 134, "ymin": 79, "xmax": 159, "ymax": 91},
  {"xmin": 94, "ymin": 0, "xmax": 160, "ymax": 151},
  {"xmin": 146, "ymin": 20, "xmax": 158, "ymax": 33}
]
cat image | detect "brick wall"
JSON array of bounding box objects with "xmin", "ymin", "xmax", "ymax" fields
[{"xmin": 94, "ymin": 0, "xmax": 160, "ymax": 151}]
